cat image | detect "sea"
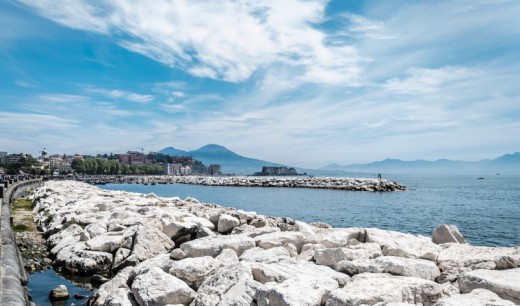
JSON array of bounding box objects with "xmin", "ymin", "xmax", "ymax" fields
[{"xmin": 27, "ymin": 174, "xmax": 520, "ymax": 305}]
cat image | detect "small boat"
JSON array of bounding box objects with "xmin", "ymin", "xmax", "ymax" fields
[{"xmin": 477, "ymin": 177, "xmax": 484, "ymax": 180}]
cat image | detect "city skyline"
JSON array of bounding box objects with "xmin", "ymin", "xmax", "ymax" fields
[{"xmin": 1, "ymin": 0, "xmax": 519, "ymax": 168}]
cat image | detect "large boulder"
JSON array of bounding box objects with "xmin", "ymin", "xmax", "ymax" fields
[
  {"xmin": 239, "ymin": 247, "xmax": 291, "ymax": 263},
  {"xmin": 104, "ymin": 288, "xmax": 139, "ymax": 306},
  {"xmin": 86, "ymin": 232, "xmax": 126, "ymax": 253},
  {"xmin": 254, "ymin": 231, "xmax": 307, "ymax": 253},
  {"xmin": 458, "ymin": 268, "xmax": 520, "ymax": 304},
  {"xmin": 89, "ymin": 266, "xmax": 134, "ymax": 306},
  {"xmin": 161, "ymin": 219, "xmax": 199, "ymax": 240},
  {"xmin": 314, "ymin": 243, "xmax": 382, "ymax": 269},
  {"xmin": 325, "ymin": 273, "xmax": 442, "ymax": 306},
  {"xmin": 54, "ymin": 246, "xmax": 113, "ymax": 276},
  {"xmin": 168, "ymin": 256, "xmax": 218, "ymax": 290},
  {"xmin": 130, "ymin": 225, "xmax": 175, "ymax": 262},
  {"xmin": 366, "ymin": 228, "xmax": 440, "ymax": 261},
  {"xmin": 434, "ymin": 288, "xmax": 516, "ymax": 306},
  {"xmin": 313, "ymin": 227, "xmax": 362, "ymax": 248},
  {"xmin": 250, "ymin": 259, "xmax": 349, "ymax": 306},
  {"xmin": 190, "ymin": 263, "xmax": 261, "ymax": 306},
  {"xmin": 436, "ymin": 244, "xmax": 520, "ymax": 283},
  {"xmin": 337, "ymin": 256, "xmax": 441, "ymax": 281},
  {"xmin": 217, "ymin": 214, "xmax": 240, "ymax": 233},
  {"xmin": 131, "ymin": 267, "xmax": 195, "ymax": 306},
  {"xmin": 432, "ymin": 224, "xmax": 466, "ymax": 244},
  {"xmin": 180, "ymin": 234, "xmax": 255, "ymax": 258}
]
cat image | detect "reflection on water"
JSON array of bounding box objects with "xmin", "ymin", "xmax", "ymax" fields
[{"xmin": 28, "ymin": 269, "xmax": 92, "ymax": 306}]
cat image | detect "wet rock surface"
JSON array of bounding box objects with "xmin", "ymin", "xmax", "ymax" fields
[{"xmin": 26, "ymin": 181, "xmax": 519, "ymax": 306}]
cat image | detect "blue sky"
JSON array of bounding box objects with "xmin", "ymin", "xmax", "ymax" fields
[{"xmin": 1, "ymin": 0, "xmax": 519, "ymax": 168}]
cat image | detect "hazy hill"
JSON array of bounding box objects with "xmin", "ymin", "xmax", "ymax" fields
[
  {"xmin": 159, "ymin": 144, "xmax": 284, "ymax": 174},
  {"xmin": 322, "ymin": 152, "xmax": 520, "ymax": 175}
]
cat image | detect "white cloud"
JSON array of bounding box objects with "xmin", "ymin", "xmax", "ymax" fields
[
  {"xmin": 17, "ymin": 0, "xmax": 363, "ymax": 85},
  {"xmin": 383, "ymin": 66, "xmax": 473, "ymax": 94},
  {"xmin": 86, "ymin": 87, "xmax": 154, "ymax": 103}
]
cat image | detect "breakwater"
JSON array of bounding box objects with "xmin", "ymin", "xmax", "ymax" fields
[
  {"xmin": 28, "ymin": 180, "xmax": 519, "ymax": 305},
  {"xmin": 0, "ymin": 178, "xmax": 41, "ymax": 306},
  {"xmin": 77, "ymin": 175, "xmax": 407, "ymax": 191}
]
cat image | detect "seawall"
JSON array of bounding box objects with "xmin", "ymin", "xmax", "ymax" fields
[{"xmin": 0, "ymin": 178, "xmax": 41, "ymax": 306}]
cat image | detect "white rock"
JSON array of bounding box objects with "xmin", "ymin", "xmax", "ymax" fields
[
  {"xmin": 130, "ymin": 253, "xmax": 173, "ymax": 279},
  {"xmin": 182, "ymin": 216, "xmax": 215, "ymax": 231},
  {"xmin": 49, "ymin": 285, "xmax": 69, "ymax": 301},
  {"xmin": 366, "ymin": 228, "xmax": 440, "ymax": 261},
  {"xmin": 459, "ymin": 268, "xmax": 520, "ymax": 304},
  {"xmin": 314, "ymin": 243, "xmax": 382, "ymax": 269},
  {"xmin": 89, "ymin": 267, "xmax": 134, "ymax": 306},
  {"xmin": 432, "ymin": 224, "xmax": 466, "ymax": 244},
  {"xmin": 240, "ymin": 247, "xmax": 291, "ymax": 263},
  {"xmin": 237, "ymin": 210, "xmax": 257, "ymax": 221},
  {"xmin": 168, "ymin": 256, "xmax": 218, "ymax": 290},
  {"xmin": 215, "ymin": 248, "xmax": 239, "ymax": 266},
  {"xmin": 437, "ymin": 244, "xmax": 520, "ymax": 283},
  {"xmin": 86, "ymin": 232, "xmax": 126, "ymax": 253},
  {"xmin": 434, "ymin": 288, "xmax": 516, "ymax": 306},
  {"xmin": 132, "ymin": 267, "xmax": 195, "ymax": 306},
  {"xmin": 231, "ymin": 224, "xmax": 280, "ymax": 237},
  {"xmin": 313, "ymin": 227, "xmax": 362, "ymax": 248},
  {"xmin": 170, "ymin": 249, "xmax": 186, "ymax": 260},
  {"xmin": 55, "ymin": 246, "xmax": 113, "ymax": 275},
  {"xmin": 190, "ymin": 263, "xmax": 259, "ymax": 306},
  {"xmin": 217, "ymin": 214, "xmax": 240, "ymax": 233},
  {"xmin": 130, "ymin": 225, "xmax": 175, "ymax": 262},
  {"xmin": 338, "ymin": 256, "xmax": 441, "ymax": 281},
  {"xmin": 255, "ymin": 231, "xmax": 307, "ymax": 253},
  {"xmin": 325, "ymin": 273, "xmax": 442, "ymax": 306},
  {"xmin": 251, "ymin": 259, "xmax": 350, "ymax": 306},
  {"xmin": 180, "ymin": 234, "xmax": 255, "ymax": 258},
  {"xmin": 113, "ymin": 248, "xmax": 131, "ymax": 268},
  {"xmin": 299, "ymin": 243, "xmax": 324, "ymax": 261},
  {"xmin": 295, "ymin": 220, "xmax": 317, "ymax": 243},
  {"xmin": 161, "ymin": 219, "xmax": 198, "ymax": 240},
  {"xmin": 104, "ymin": 288, "xmax": 138, "ymax": 306}
]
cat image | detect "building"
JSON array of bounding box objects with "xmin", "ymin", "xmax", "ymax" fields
[
  {"xmin": 116, "ymin": 151, "xmax": 146, "ymax": 166},
  {"xmin": 5, "ymin": 153, "xmax": 25, "ymax": 165},
  {"xmin": 256, "ymin": 166, "xmax": 298, "ymax": 176},
  {"xmin": 207, "ymin": 164, "xmax": 222, "ymax": 176},
  {"xmin": 163, "ymin": 163, "xmax": 191, "ymax": 176},
  {"xmin": 0, "ymin": 151, "xmax": 7, "ymax": 164}
]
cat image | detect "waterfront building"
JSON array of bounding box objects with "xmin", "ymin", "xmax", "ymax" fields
[
  {"xmin": 207, "ymin": 164, "xmax": 222, "ymax": 176},
  {"xmin": 0, "ymin": 151, "xmax": 7, "ymax": 164},
  {"xmin": 256, "ymin": 166, "xmax": 298, "ymax": 176}
]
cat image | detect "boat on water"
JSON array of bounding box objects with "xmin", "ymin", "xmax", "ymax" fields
[{"xmin": 477, "ymin": 177, "xmax": 484, "ymax": 180}]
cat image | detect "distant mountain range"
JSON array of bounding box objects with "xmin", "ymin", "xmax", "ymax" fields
[
  {"xmin": 159, "ymin": 144, "xmax": 520, "ymax": 175},
  {"xmin": 159, "ymin": 144, "xmax": 284, "ymax": 174},
  {"xmin": 321, "ymin": 152, "xmax": 520, "ymax": 175}
]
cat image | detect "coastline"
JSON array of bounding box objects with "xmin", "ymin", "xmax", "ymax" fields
[{"xmin": 23, "ymin": 180, "xmax": 520, "ymax": 305}]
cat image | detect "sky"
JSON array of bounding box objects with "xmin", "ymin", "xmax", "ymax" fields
[{"xmin": 1, "ymin": 0, "xmax": 519, "ymax": 168}]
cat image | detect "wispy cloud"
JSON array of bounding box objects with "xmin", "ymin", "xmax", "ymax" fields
[{"xmin": 86, "ymin": 87, "xmax": 154, "ymax": 103}]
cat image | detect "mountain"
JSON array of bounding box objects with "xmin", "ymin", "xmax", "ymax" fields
[
  {"xmin": 159, "ymin": 144, "xmax": 284, "ymax": 174},
  {"xmin": 322, "ymin": 153, "xmax": 520, "ymax": 175},
  {"xmin": 159, "ymin": 147, "xmax": 189, "ymax": 156}
]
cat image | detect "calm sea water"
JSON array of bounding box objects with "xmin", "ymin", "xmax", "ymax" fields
[{"xmin": 100, "ymin": 175, "xmax": 520, "ymax": 247}]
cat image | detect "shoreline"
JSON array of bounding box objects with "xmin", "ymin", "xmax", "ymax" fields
[
  {"xmin": 24, "ymin": 180, "xmax": 520, "ymax": 305},
  {"xmin": 71, "ymin": 175, "xmax": 407, "ymax": 192}
]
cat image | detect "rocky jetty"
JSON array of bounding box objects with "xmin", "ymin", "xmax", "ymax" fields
[
  {"xmin": 29, "ymin": 181, "xmax": 519, "ymax": 306},
  {"xmin": 80, "ymin": 175, "xmax": 407, "ymax": 191}
]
